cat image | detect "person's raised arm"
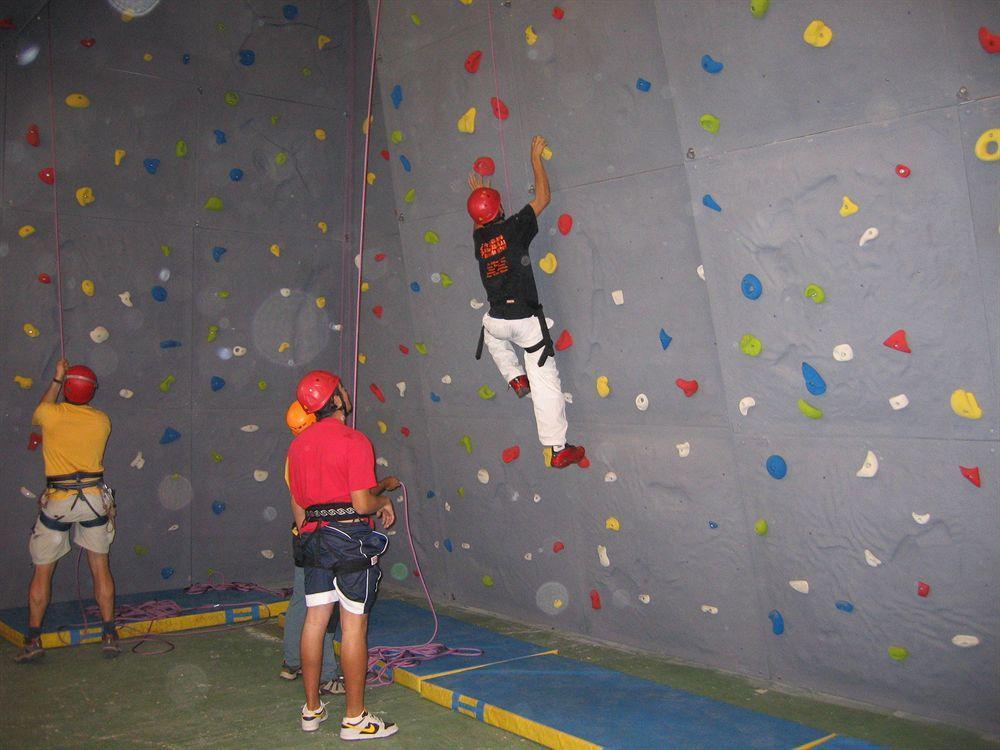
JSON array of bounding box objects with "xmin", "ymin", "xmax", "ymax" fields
[
  {"xmin": 528, "ymin": 135, "xmax": 550, "ymax": 217},
  {"xmin": 38, "ymin": 358, "xmax": 68, "ymax": 407}
]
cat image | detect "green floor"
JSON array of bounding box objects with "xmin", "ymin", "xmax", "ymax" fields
[{"xmin": 0, "ymin": 593, "xmax": 994, "ymax": 750}]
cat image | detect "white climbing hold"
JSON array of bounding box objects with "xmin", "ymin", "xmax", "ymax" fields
[
  {"xmin": 639, "ymin": 594, "xmax": 651, "ymax": 604},
  {"xmin": 90, "ymin": 326, "xmax": 109, "ymax": 343},
  {"xmin": 858, "ymin": 227, "xmax": 879, "ymax": 247},
  {"xmin": 119, "ymin": 389, "xmax": 134, "ymax": 399},
  {"xmin": 130, "ymin": 452, "xmax": 145, "ymax": 469},
  {"xmin": 635, "ymin": 393, "xmax": 649, "ymax": 411},
  {"xmin": 533, "ymin": 493, "xmax": 541, "ymax": 503},
  {"xmin": 604, "ymin": 472, "xmax": 617, "ymax": 483},
  {"xmin": 700, "ymin": 604, "xmax": 719, "ymax": 615},
  {"xmin": 832, "ymin": 344, "xmax": 854, "ymax": 362},
  {"xmin": 253, "ymin": 470, "xmax": 269, "ymax": 482},
  {"xmin": 118, "ymin": 291, "xmax": 133, "ymax": 307},
  {"xmin": 738, "ymin": 396, "xmax": 756, "ymax": 416},
  {"xmin": 441, "ymin": 375, "xmax": 452, "ymax": 384},
  {"xmin": 563, "ymin": 392, "xmax": 573, "ymax": 404},
  {"xmin": 280, "ymin": 288, "xmax": 291, "ymax": 297},
  {"xmin": 159, "ymin": 268, "xmax": 171, "ymax": 282},
  {"xmin": 168, "ymin": 524, "xmax": 179, "ymax": 532},
  {"xmin": 611, "ymin": 290, "xmax": 624, "ymax": 305},
  {"xmin": 240, "ymin": 424, "xmax": 259, "ymax": 432},
  {"xmin": 912, "ymin": 512, "xmax": 930, "ymax": 525},
  {"xmin": 461, "ymin": 542, "xmax": 471, "ymax": 550},
  {"xmin": 260, "ymin": 549, "xmax": 274, "ymax": 559},
  {"xmin": 889, "ymin": 394, "xmax": 909, "ymax": 410},
  {"xmin": 444, "ymin": 502, "xmax": 451, "ymax": 511},
  {"xmin": 676, "ymin": 442, "xmax": 691, "ymax": 458},
  {"xmin": 395, "ymin": 382, "xmax": 406, "ymax": 397},
  {"xmin": 376, "ymin": 457, "xmax": 389, "ymax": 467},
  {"xmin": 477, "ymin": 469, "xmax": 490, "ymax": 484},
  {"xmin": 20, "ymin": 487, "xmax": 37, "ymax": 499},
  {"xmin": 354, "ymin": 253, "xmax": 362, "ymax": 270},
  {"xmin": 696, "ymin": 264, "xmax": 705, "ymax": 281},
  {"xmin": 524, "ymin": 552, "xmax": 532, "ymax": 561},
  {"xmin": 789, "ymin": 580, "xmax": 810, "ymax": 594},
  {"xmin": 597, "ymin": 545, "xmax": 610, "ymax": 567},
  {"xmin": 430, "ymin": 272, "xmax": 441, "ymax": 283},
  {"xmin": 856, "ymin": 450, "xmax": 879, "ymax": 478},
  {"xmin": 470, "ymin": 298, "xmax": 484, "ymax": 310},
  {"xmin": 951, "ymin": 635, "xmax": 980, "ymax": 648},
  {"xmin": 232, "ymin": 346, "xmax": 247, "ymax": 357},
  {"xmin": 332, "ymin": 323, "xmax": 343, "ymax": 332},
  {"xmin": 864, "ymin": 549, "xmax": 882, "ymax": 567}
]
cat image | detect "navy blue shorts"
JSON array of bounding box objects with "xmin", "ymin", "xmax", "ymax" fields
[{"xmin": 301, "ymin": 521, "xmax": 388, "ymax": 615}]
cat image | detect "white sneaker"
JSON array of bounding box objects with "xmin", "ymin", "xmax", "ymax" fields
[
  {"xmin": 301, "ymin": 701, "xmax": 328, "ymax": 732},
  {"xmin": 340, "ymin": 710, "xmax": 399, "ymax": 740}
]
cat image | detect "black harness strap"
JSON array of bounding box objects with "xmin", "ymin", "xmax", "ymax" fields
[
  {"xmin": 42, "ymin": 472, "xmax": 112, "ymax": 527},
  {"xmin": 304, "ymin": 503, "xmax": 362, "ymax": 522},
  {"xmin": 37, "ymin": 513, "xmax": 72, "ymax": 532},
  {"xmin": 475, "ymin": 325, "xmax": 486, "ymax": 360},
  {"xmin": 475, "ymin": 302, "xmax": 556, "ymax": 367}
]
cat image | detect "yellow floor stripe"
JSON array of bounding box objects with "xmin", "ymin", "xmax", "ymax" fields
[
  {"xmin": 419, "ymin": 649, "xmax": 559, "ymax": 680},
  {"xmin": 793, "ymin": 733, "xmax": 838, "ymax": 749}
]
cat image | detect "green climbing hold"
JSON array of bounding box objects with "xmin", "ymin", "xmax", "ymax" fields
[
  {"xmin": 754, "ymin": 518, "xmax": 768, "ymax": 536},
  {"xmin": 699, "ymin": 113, "xmax": 720, "ymax": 134},
  {"xmin": 482, "ymin": 575, "xmax": 494, "ymax": 587},
  {"xmin": 134, "ymin": 545, "xmax": 148, "ymax": 556},
  {"xmin": 257, "ymin": 380, "xmax": 267, "ymax": 391},
  {"xmin": 391, "ymin": 130, "xmax": 403, "ymax": 144},
  {"xmin": 424, "ymin": 230, "xmax": 439, "ymax": 244},
  {"xmin": 207, "ymin": 325, "xmax": 219, "ymax": 342},
  {"xmin": 175, "ymin": 139, "xmax": 188, "ymax": 157},
  {"xmin": 888, "ymin": 646, "xmax": 909, "ymax": 661},
  {"xmin": 215, "ymin": 22, "xmax": 225, "ymax": 31},
  {"xmin": 804, "ymin": 284, "xmax": 826, "ymax": 303},
  {"xmin": 478, "ymin": 385, "xmax": 496, "ymax": 400},
  {"xmin": 750, "ymin": 0, "xmax": 769, "ymax": 18},
  {"xmin": 275, "ymin": 152, "xmax": 288, "ymax": 166},
  {"xmin": 390, "ymin": 562, "xmax": 408, "ymax": 580},
  {"xmin": 224, "ymin": 91, "xmax": 239, "ymax": 106},
  {"xmin": 204, "ymin": 196, "xmax": 223, "ymax": 211},
  {"xmin": 740, "ymin": 334, "xmax": 763, "ymax": 357},
  {"xmin": 270, "ymin": 114, "xmax": 280, "ymax": 125},
  {"xmin": 415, "ymin": 343, "xmax": 428, "ymax": 355},
  {"xmin": 211, "ymin": 451, "xmax": 223, "ymax": 463},
  {"xmin": 301, "ymin": 67, "xmax": 312, "ymax": 77},
  {"xmin": 460, "ymin": 434, "xmax": 473, "ymax": 454},
  {"xmin": 161, "ymin": 244, "xmax": 172, "ymax": 256},
  {"xmin": 404, "ymin": 188, "xmax": 416, "ymax": 203},
  {"xmin": 159, "ymin": 374, "xmax": 176, "ymax": 393},
  {"xmin": 217, "ymin": 290, "xmax": 230, "ymax": 299},
  {"xmin": 410, "ymin": 13, "xmax": 421, "ymax": 26},
  {"xmin": 457, "ymin": 486, "xmax": 465, "ymax": 497},
  {"xmin": 440, "ymin": 273, "xmax": 453, "ymax": 288},
  {"xmin": 797, "ymin": 398, "xmax": 824, "ymax": 420}
]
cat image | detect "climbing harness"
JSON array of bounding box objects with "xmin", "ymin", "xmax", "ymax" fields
[
  {"xmin": 41, "ymin": 471, "xmax": 116, "ymax": 531},
  {"xmin": 475, "ymin": 303, "xmax": 556, "ymax": 368}
]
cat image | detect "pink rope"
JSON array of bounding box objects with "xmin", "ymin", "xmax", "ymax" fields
[
  {"xmin": 43, "ymin": 5, "xmax": 66, "ymax": 358},
  {"xmin": 339, "ymin": 0, "xmax": 359, "ymax": 379},
  {"xmin": 486, "ymin": 1, "xmax": 513, "ymax": 209}
]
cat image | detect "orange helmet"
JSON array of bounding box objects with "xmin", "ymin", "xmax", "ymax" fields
[
  {"xmin": 285, "ymin": 400, "xmax": 316, "ymax": 435},
  {"xmin": 64, "ymin": 365, "xmax": 98, "ymax": 404},
  {"xmin": 296, "ymin": 370, "xmax": 341, "ymax": 414},
  {"xmin": 467, "ymin": 187, "xmax": 502, "ymax": 224}
]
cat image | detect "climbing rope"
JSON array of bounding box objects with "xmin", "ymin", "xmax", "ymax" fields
[
  {"xmin": 43, "ymin": 3, "xmax": 67, "ymax": 358},
  {"xmin": 486, "ymin": 0, "xmax": 513, "ymax": 208}
]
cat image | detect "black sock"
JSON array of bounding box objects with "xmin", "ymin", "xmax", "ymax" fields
[
  {"xmin": 27, "ymin": 626, "xmax": 42, "ymax": 641},
  {"xmin": 102, "ymin": 620, "xmax": 116, "ymax": 636}
]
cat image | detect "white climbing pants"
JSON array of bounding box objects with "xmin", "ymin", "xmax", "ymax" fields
[{"xmin": 482, "ymin": 313, "xmax": 568, "ymax": 447}]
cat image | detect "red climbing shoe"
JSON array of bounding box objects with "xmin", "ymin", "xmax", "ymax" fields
[
  {"xmin": 551, "ymin": 445, "xmax": 585, "ymax": 469},
  {"xmin": 509, "ymin": 375, "xmax": 530, "ymax": 398}
]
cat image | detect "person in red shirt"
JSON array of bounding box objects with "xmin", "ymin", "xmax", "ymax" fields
[{"xmin": 286, "ymin": 370, "xmax": 399, "ymax": 739}]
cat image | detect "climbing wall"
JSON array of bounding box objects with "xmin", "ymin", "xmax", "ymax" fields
[
  {"xmin": 0, "ymin": 1, "xmax": 372, "ymax": 608},
  {"xmin": 357, "ymin": 0, "xmax": 1000, "ymax": 735}
]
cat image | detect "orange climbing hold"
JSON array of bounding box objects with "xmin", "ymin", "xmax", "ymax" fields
[
  {"xmin": 960, "ymin": 465, "xmax": 981, "ymax": 487},
  {"xmin": 464, "ymin": 50, "xmax": 482, "ymax": 73},
  {"xmin": 558, "ymin": 214, "xmax": 573, "ymax": 235},
  {"xmin": 490, "ymin": 97, "xmax": 509, "ymax": 120},
  {"xmin": 883, "ymin": 329, "xmax": 911, "ymax": 353},
  {"xmin": 555, "ymin": 330, "xmax": 573, "ymax": 351},
  {"xmin": 502, "ymin": 445, "xmax": 520, "ymax": 463}
]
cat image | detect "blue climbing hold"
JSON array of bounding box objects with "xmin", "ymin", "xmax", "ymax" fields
[
  {"xmin": 443, "ymin": 538, "xmax": 453, "ymax": 552},
  {"xmin": 741, "ymin": 273, "xmax": 762, "ymax": 300},
  {"xmin": 766, "ymin": 454, "xmax": 787, "ymax": 479},
  {"xmin": 160, "ymin": 427, "xmax": 181, "ymax": 444},
  {"xmin": 282, "ymin": 4, "xmax": 298, "ymax": 20},
  {"xmin": 152, "ymin": 286, "xmax": 168, "ymax": 302},
  {"xmin": 801, "ymin": 362, "xmax": 826, "ymax": 396},
  {"xmin": 835, "ymin": 600, "xmax": 855, "ymax": 613},
  {"xmin": 426, "ymin": 490, "xmax": 436, "ymax": 499},
  {"xmin": 702, "ymin": 194, "xmax": 722, "ymax": 212},
  {"xmin": 708, "ymin": 521, "xmax": 719, "ymax": 529},
  {"xmin": 229, "ymin": 168, "xmax": 244, "ymax": 181},
  {"xmin": 161, "ymin": 566, "xmax": 175, "ymax": 579},
  {"xmin": 143, "ymin": 158, "xmax": 160, "ymax": 175},
  {"xmin": 212, "ymin": 246, "xmax": 227, "ymax": 262},
  {"xmin": 636, "ymin": 78, "xmax": 651, "ymax": 92},
  {"xmin": 399, "ymin": 155, "xmax": 412, "ymax": 172},
  {"xmin": 410, "ymin": 282, "xmax": 421, "ymax": 293},
  {"xmin": 430, "ymin": 392, "xmax": 441, "ymax": 402},
  {"xmin": 160, "ymin": 340, "xmax": 182, "ymax": 349},
  {"xmin": 391, "ymin": 84, "xmax": 403, "ymax": 109},
  {"xmin": 238, "ymin": 49, "xmax": 255, "ymax": 66},
  {"xmin": 212, "ymin": 500, "xmax": 226, "ymax": 515},
  {"xmin": 214, "ymin": 129, "xmax": 227, "ymax": 145},
  {"xmin": 210, "ymin": 376, "xmax": 225, "ymax": 392},
  {"xmin": 768, "ymin": 609, "xmax": 785, "ymax": 635},
  {"xmin": 659, "ymin": 328, "xmax": 673, "ymax": 350},
  {"xmin": 182, "ymin": 53, "xmax": 191, "ymax": 65},
  {"xmin": 700, "ymin": 54, "xmax": 724, "ymax": 74}
]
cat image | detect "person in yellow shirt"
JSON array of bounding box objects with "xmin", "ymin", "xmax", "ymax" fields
[{"xmin": 16, "ymin": 358, "xmax": 118, "ymax": 663}]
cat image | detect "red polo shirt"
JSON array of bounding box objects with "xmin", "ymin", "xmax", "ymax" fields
[{"xmin": 286, "ymin": 419, "xmax": 376, "ymax": 510}]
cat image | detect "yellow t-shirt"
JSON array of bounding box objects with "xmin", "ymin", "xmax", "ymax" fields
[{"xmin": 32, "ymin": 402, "xmax": 111, "ymax": 498}]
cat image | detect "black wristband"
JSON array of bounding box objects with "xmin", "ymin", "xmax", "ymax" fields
[{"xmin": 52, "ymin": 378, "xmax": 63, "ymax": 384}]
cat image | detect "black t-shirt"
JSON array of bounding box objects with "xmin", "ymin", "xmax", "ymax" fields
[{"xmin": 473, "ymin": 204, "xmax": 540, "ymax": 319}]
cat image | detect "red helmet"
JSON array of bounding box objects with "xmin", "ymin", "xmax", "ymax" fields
[
  {"xmin": 63, "ymin": 365, "xmax": 98, "ymax": 404},
  {"xmin": 296, "ymin": 370, "xmax": 341, "ymax": 414},
  {"xmin": 467, "ymin": 187, "xmax": 502, "ymax": 225}
]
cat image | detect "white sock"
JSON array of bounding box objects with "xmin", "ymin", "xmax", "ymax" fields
[
  {"xmin": 553, "ymin": 444, "xmax": 566, "ymax": 452},
  {"xmin": 344, "ymin": 711, "xmax": 366, "ymax": 724}
]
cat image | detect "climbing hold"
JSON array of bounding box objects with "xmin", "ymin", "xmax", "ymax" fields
[
  {"xmin": 75, "ymin": 187, "xmax": 95, "ymax": 206},
  {"xmin": 390, "ymin": 130, "xmax": 403, "ymax": 144},
  {"xmin": 740, "ymin": 334, "xmax": 763, "ymax": 357},
  {"xmin": 635, "ymin": 393, "xmax": 649, "ymax": 411},
  {"xmin": 864, "ymin": 549, "xmax": 882, "ymax": 567},
  {"xmin": 152, "ymin": 285, "xmax": 167, "ymax": 301},
  {"xmin": 789, "ymin": 580, "xmax": 809, "ymax": 594},
  {"xmin": 404, "ymin": 188, "xmax": 416, "ymax": 203},
  {"xmin": 457, "ymin": 108, "xmax": 476, "ymax": 133},
  {"xmin": 399, "ymin": 155, "xmax": 411, "ymax": 172},
  {"xmin": 835, "ymin": 600, "xmax": 854, "ymax": 613},
  {"xmin": 754, "ymin": 518, "xmax": 768, "ymax": 535},
  {"xmin": 376, "ymin": 421, "xmax": 387, "ymax": 434},
  {"xmin": 766, "ymin": 454, "xmax": 787, "ymax": 479},
  {"xmin": 701, "ymin": 54, "xmax": 724, "ymax": 74},
  {"xmin": 749, "ymin": 0, "xmax": 769, "ymax": 18},
  {"xmin": 557, "ymin": 214, "xmax": 573, "ymax": 235},
  {"xmin": 676, "ymin": 442, "xmax": 691, "ymax": 457},
  {"xmin": 490, "ymin": 97, "xmax": 509, "ymax": 120},
  {"xmin": 887, "ymin": 646, "xmax": 909, "ymax": 662},
  {"xmin": 389, "ymin": 84, "xmax": 403, "ymax": 110},
  {"xmin": 477, "ymin": 385, "xmax": 495, "ymax": 400},
  {"xmin": 833, "ymin": 344, "xmax": 854, "ymax": 362},
  {"xmin": 708, "ymin": 521, "xmax": 719, "ymax": 530},
  {"xmin": 856, "ymin": 450, "xmax": 879, "ymax": 478},
  {"xmin": 701, "ymin": 605, "xmax": 719, "ymax": 615},
  {"xmin": 477, "ymin": 469, "xmax": 490, "ymax": 484},
  {"xmin": 952, "ymin": 634, "xmax": 980, "ymax": 647},
  {"xmin": 636, "ymin": 78, "xmax": 651, "ymax": 92},
  {"xmin": 257, "ymin": 380, "xmax": 268, "ymax": 391},
  {"xmin": 979, "ymin": 25, "xmax": 1000, "ymax": 53},
  {"xmin": 206, "ymin": 325, "xmax": 219, "ymax": 343},
  {"xmin": 502, "ymin": 446, "xmax": 520, "ymax": 464},
  {"xmin": 23, "ymin": 323, "xmax": 40, "ymax": 338},
  {"xmin": 552, "ymin": 6, "xmax": 565, "ymax": 19},
  {"xmin": 741, "ymin": 274, "xmax": 762, "ymax": 300},
  {"xmin": 26, "ymin": 124, "xmax": 40, "ymax": 147},
  {"xmin": 89, "ymin": 326, "xmax": 109, "ymax": 344},
  {"xmin": 859, "ymin": 227, "xmax": 879, "ymax": 247},
  {"xmin": 372, "ymin": 305, "xmax": 383, "ymax": 319},
  {"xmin": 702, "ymin": 194, "xmax": 722, "ymax": 212},
  {"xmin": 525, "ymin": 25, "xmax": 538, "ymax": 45},
  {"xmin": 212, "ymin": 501, "xmax": 226, "ymax": 515},
  {"xmin": 541, "ymin": 147, "xmax": 553, "ymax": 160},
  {"xmin": 159, "ymin": 375, "xmax": 176, "ymax": 393},
  {"xmin": 18, "ymin": 225, "xmax": 36, "ymax": 238},
  {"xmin": 555, "ymin": 330, "xmax": 573, "ymax": 350},
  {"xmin": 253, "ymin": 470, "xmax": 269, "ymax": 482},
  {"xmin": 224, "ymin": 91, "xmax": 239, "ymax": 106},
  {"xmin": 38, "ymin": 273, "xmax": 51, "ymax": 284},
  {"xmin": 238, "ymin": 49, "xmax": 255, "ymax": 66},
  {"xmin": 917, "ymin": 581, "xmax": 930, "ymax": 598},
  {"xmin": 423, "ymin": 230, "xmax": 439, "ymax": 244},
  {"xmin": 974, "ymin": 129, "xmax": 999, "ymax": 161},
  {"xmin": 699, "ymin": 113, "xmax": 720, "ymax": 134},
  {"xmin": 211, "ymin": 246, "xmax": 227, "ymax": 263},
  {"xmin": 604, "ymin": 473, "xmax": 618, "ymax": 483},
  {"xmin": 895, "ymin": 164, "xmax": 910, "ymax": 178},
  {"xmin": 398, "ymin": 344, "xmax": 409, "ymax": 355},
  {"xmin": 889, "ymin": 394, "xmax": 909, "ymax": 410},
  {"xmin": 282, "ymin": 4, "xmax": 298, "ymax": 20},
  {"xmin": 370, "ymin": 383, "xmax": 386, "ymax": 403},
  {"xmin": 175, "ymin": 140, "xmax": 187, "ymax": 158},
  {"xmin": 659, "ymin": 329, "xmax": 672, "ymax": 350},
  {"xmin": 596, "ymin": 376, "xmax": 611, "ymax": 398},
  {"xmin": 839, "ymin": 195, "xmax": 859, "ymax": 217},
  {"xmin": 210, "ymin": 376, "xmax": 225, "ymax": 392},
  {"xmin": 473, "ymin": 156, "xmax": 495, "ymax": 176},
  {"xmin": 738, "ymin": 396, "xmax": 756, "ymax": 416},
  {"xmin": 459, "ymin": 435, "xmax": 473, "ymax": 454},
  {"xmin": 539, "ymin": 252, "xmax": 558, "ymax": 274},
  {"xmin": 211, "ymin": 451, "xmax": 223, "ymax": 463},
  {"xmin": 597, "ymin": 545, "xmax": 611, "ymax": 567},
  {"xmin": 204, "ymin": 196, "xmax": 223, "ymax": 211},
  {"xmin": 409, "ymin": 282, "xmax": 421, "ymax": 293},
  {"xmin": 81, "ymin": 279, "xmax": 95, "ymax": 297},
  {"xmin": 801, "ymin": 363, "xmax": 826, "ymax": 395},
  {"xmin": 676, "ymin": 379, "xmax": 698, "ymax": 397},
  {"xmin": 120, "ymin": 389, "xmax": 134, "ymax": 400},
  {"xmin": 611, "ymin": 290, "xmax": 624, "ymax": 305},
  {"xmin": 803, "ymin": 19, "xmax": 834, "ymax": 48},
  {"xmin": 590, "ymin": 590, "xmax": 602, "ymax": 610},
  {"xmin": 803, "ymin": 284, "xmax": 825, "ymax": 303},
  {"xmin": 14, "ymin": 376, "xmax": 33, "ymax": 389},
  {"xmin": 38, "ymin": 167, "xmax": 54, "ymax": 184},
  {"xmin": 214, "ymin": 129, "xmax": 227, "ymax": 145},
  {"xmin": 465, "ymin": 50, "xmax": 482, "ymax": 74},
  {"xmin": 768, "ymin": 610, "xmax": 784, "ymax": 635},
  {"xmin": 65, "ymin": 93, "xmax": 91, "ymax": 108},
  {"xmin": 440, "ymin": 274, "xmax": 453, "ymax": 288},
  {"xmin": 410, "ymin": 13, "xmax": 421, "ymax": 26},
  {"xmin": 229, "ymin": 168, "xmax": 243, "ymax": 181},
  {"xmin": 797, "ymin": 399, "xmax": 823, "ymax": 420},
  {"xmin": 395, "ymin": 382, "xmax": 406, "ymax": 398},
  {"xmin": 882, "ymin": 329, "xmax": 911, "ymax": 353},
  {"xmin": 232, "ymin": 345, "xmax": 246, "ymax": 356},
  {"xmin": 950, "ymin": 389, "xmax": 983, "ymax": 420},
  {"xmin": 959, "ymin": 466, "xmax": 981, "ymax": 487},
  {"xmin": 143, "ymin": 158, "xmax": 160, "ymax": 175},
  {"xmin": 160, "ymin": 427, "xmax": 181, "ymax": 444},
  {"xmin": 160, "ymin": 340, "xmax": 182, "ymax": 349},
  {"xmin": 114, "ymin": 149, "xmax": 126, "ymax": 166}
]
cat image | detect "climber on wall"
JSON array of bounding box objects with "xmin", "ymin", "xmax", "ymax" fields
[
  {"xmin": 286, "ymin": 370, "xmax": 400, "ymax": 739},
  {"xmin": 468, "ymin": 135, "xmax": 586, "ymax": 468},
  {"xmin": 16, "ymin": 358, "xmax": 119, "ymax": 663}
]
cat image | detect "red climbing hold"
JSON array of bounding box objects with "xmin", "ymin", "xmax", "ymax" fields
[
  {"xmin": 917, "ymin": 581, "xmax": 930, "ymax": 598},
  {"xmin": 960, "ymin": 465, "xmax": 981, "ymax": 487},
  {"xmin": 473, "ymin": 156, "xmax": 495, "ymax": 176},
  {"xmin": 38, "ymin": 273, "xmax": 51, "ymax": 284},
  {"xmin": 555, "ymin": 330, "xmax": 573, "ymax": 351},
  {"xmin": 676, "ymin": 378, "xmax": 699, "ymax": 397},
  {"xmin": 372, "ymin": 305, "xmax": 383, "ymax": 318},
  {"xmin": 380, "ymin": 149, "xmax": 389, "ymax": 160},
  {"xmin": 400, "ymin": 427, "xmax": 410, "ymax": 437},
  {"xmin": 502, "ymin": 445, "xmax": 520, "ymax": 463},
  {"xmin": 464, "ymin": 50, "xmax": 482, "ymax": 74},
  {"xmin": 490, "ymin": 97, "xmax": 509, "ymax": 120},
  {"xmin": 38, "ymin": 167, "xmax": 54, "ymax": 185},
  {"xmin": 979, "ymin": 26, "xmax": 1000, "ymax": 53},
  {"xmin": 27, "ymin": 432, "xmax": 42, "ymax": 451},
  {"xmin": 552, "ymin": 7, "xmax": 565, "ymax": 20},
  {"xmin": 26, "ymin": 124, "xmax": 40, "ymax": 147},
  {"xmin": 895, "ymin": 164, "xmax": 911, "ymax": 178},
  {"xmin": 590, "ymin": 589, "xmax": 602, "ymax": 609},
  {"xmin": 370, "ymin": 383, "xmax": 386, "ymax": 403},
  {"xmin": 0, "ymin": 18, "xmax": 15, "ymax": 30},
  {"xmin": 398, "ymin": 344, "xmax": 409, "ymax": 355},
  {"xmin": 552, "ymin": 541, "xmax": 565, "ymax": 553},
  {"xmin": 81, "ymin": 38, "xmax": 96, "ymax": 48},
  {"xmin": 882, "ymin": 329, "xmax": 911, "ymax": 354},
  {"xmin": 578, "ymin": 457, "xmax": 590, "ymax": 469},
  {"xmin": 374, "ymin": 253, "xmax": 386, "ymax": 262},
  {"xmin": 557, "ymin": 214, "xmax": 573, "ymax": 235}
]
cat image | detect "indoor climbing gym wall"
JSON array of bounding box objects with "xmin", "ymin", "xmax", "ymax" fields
[
  {"xmin": 1, "ymin": 2, "xmax": 374, "ymax": 606},
  {"xmin": 352, "ymin": 0, "xmax": 1000, "ymax": 736}
]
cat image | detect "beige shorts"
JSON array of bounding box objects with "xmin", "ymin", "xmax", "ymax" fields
[{"xmin": 29, "ymin": 490, "xmax": 116, "ymax": 565}]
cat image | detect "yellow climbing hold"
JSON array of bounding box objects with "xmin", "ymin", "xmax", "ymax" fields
[
  {"xmin": 23, "ymin": 323, "xmax": 39, "ymax": 338},
  {"xmin": 207, "ymin": 325, "xmax": 219, "ymax": 342},
  {"xmin": 525, "ymin": 25, "xmax": 538, "ymax": 45},
  {"xmin": 278, "ymin": 341, "xmax": 291, "ymax": 353},
  {"xmin": 478, "ymin": 385, "xmax": 496, "ymax": 400},
  {"xmin": 258, "ymin": 380, "xmax": 268, "ymax": 391},
  {"xmin": 114, "ymin": 149, "xmax": 126, "ymax": 166},
  {"xmin": 391, "ymin": 130, "xmax": 403, "ymax": 144},
  {"xmin": 797, "ymin": 398, "xmax": 824, "ymax": 420},
  {"xmin": 361, "ymin": 281, "xmax": 370, "ymax": 292},
  {"xmin": 699, "ymin": 113, "xmax": 721, "ymax": 134},
  {"xmin": 358, "ymin": 353, "xmax": 367, "ymax": 364},
  {"xmin": 143, "ymin": 52, "xmax": 153, "ymax": 62},
  {"xmin": 75, "ymin": 187, "xmax": 95, "ymax": 206},
  {"xmin": 314, "ymin": 129, "xmax": 327, "ymax": 141},
  {"xmin": 415, "ymin": 343, "xmax": 428, "ymax": 355},
  {"xmin": 81, "ymin": 279, "xmax": 95, "ymax": 297},
  {"xmin": 377, "ymin": 420, "xmax": 388, "ymax": 434},
  {"xmin": 410, "ymin": 13, "xmax": 421, "ymax": 26},
  {"xmin": 176, "ymin": 140, "xmax": 187, "ymax": 157},
  {"xmin": 316, "ymin": 296, "xmax": 326, "ymax": 309},
  {"xmin": 362, "ymin": 115, "xmax": 373, "ymax": 135},
  {"xmin": 14, "ymin": 375, "xmax": 34, "ymax": 389},
  {"xmin": 457, "ymin": 108, "xmax": 477, "ymax": 134},
  {"xmin": 596, "ymin": 376, "xmax": 611, "ymax": 398},
  {"xmin": 269, "ymin": 244, "xmax": 281, "ymax": 257},
  {"xmin": 543, "ymin": 447, "xmax": 552, "ymax": 468},
  {"xmin": 424, "ymin": 231, "xmax": 439, "ymax": 244},
  {"xmin": 974, "ymin": 129, "xmax": 999, "ymax": 161},
  {"xmin": 19, "ymin": 225, "xmax": 36, "ymax": 238},
  {"xmin": 541, "ymin": 146, "xmax": 553, "ymax": 161},
  {"xmin": 460, "ymin": 435, "xmax": 473, "ymax": 454},
  {"xmin": 159, "ymin": 374, "xmax": 176, "ymax": 393},
  {"xmin": 803, "ymin": 19, "xmax": 833, "ymax": 48},
  {"xmin": 440, "ymin": 274, "xmax": 453, "ymax": 288},
  {"xmin": 950, "ymin": 389, "xmax": 983, "ymax": 420},
  {"xmin": 161, "ymin": 244, "xmax": 172, "ymax": 256},
  {"xmin": 317, "ymin": 34, "xmax": 331, "ymax": 50},
  {"xmin": 275, "ymin": 152, "xmax": 288, "ymax": 165},
  {"xmin": 65, "ymin": 93, "xmax": 90, "ymax": 108},
  {"xmin": 839, "ymin": 195, "xmax": 859, "ymax": 217},
  {"xmin": 317, "ymin": 221, "xmax": 328, "ymax": 233},
  {"xmin": 121, "ymin": 10, "xmax": 135, "ymax": 21},
  {"xmin": 204, "ymin": 196, "xmax": 223, "ymax": 211},
  {"xmin": 539, "ymin": 252, "xmax": 558, "ymax": 274},
  {"xmin": 404, "ymin": 189, "xmax": 416, "ymax": 203},
  {"xmin": 217, "ymin": 290, "xmax": 230, "ymax": 299},
  {"xmin": 367, "ymin": 172, "xmax": 376, "ymax": 185},
  {"xmin": 605, "ymin": 517, "xmax": 621, "ymax": 531}
]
